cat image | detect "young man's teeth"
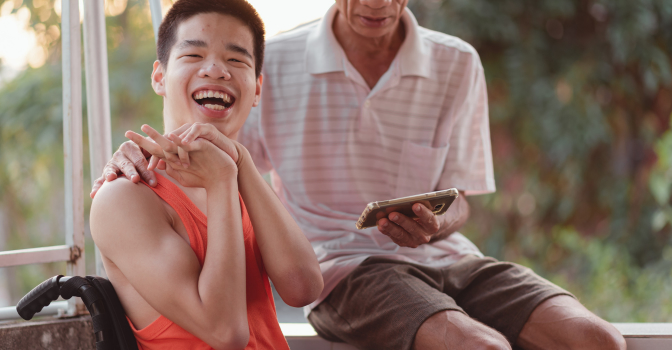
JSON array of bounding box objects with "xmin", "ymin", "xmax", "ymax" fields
[
  {"xmin": 193, "ymin": 90, "xmax": 233, "ymax": 104},
  {"xmin": 204, "ymin": 103, "xmax": 225, "ymax": 111}
]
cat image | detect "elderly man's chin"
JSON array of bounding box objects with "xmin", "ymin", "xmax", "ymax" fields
[{"xmin": 351, "ymin": 17, "xmax": 399, "ymax": 38}]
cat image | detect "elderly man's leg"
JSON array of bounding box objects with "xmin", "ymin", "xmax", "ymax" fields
[
  {"xmin": 308, "ymin": 257, "xmax": 505, "ymax": 350},
  {"xmin": 516, "ymin": 295, "xmax": 626, "ymax": 350},
  {"xmin": 413, "ymin": 310, "xmax": 511, "ymax": 350},
  {"xmin": 438, "ymin": 255, "xmax": 625, "ymax": 350}
]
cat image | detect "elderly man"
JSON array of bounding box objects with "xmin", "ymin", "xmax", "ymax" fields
[{"xmin": 93, "ymin": 0, "xmax": 626, "ymax": 349}]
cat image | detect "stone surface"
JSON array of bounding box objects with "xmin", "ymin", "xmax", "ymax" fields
[
  {"xmin": 1, "ymin": 317, "xmax": 671, "ymax": 350},
  {"xmin": 0, "ymin": 317, "xmax": 95, "ymax": 350}
]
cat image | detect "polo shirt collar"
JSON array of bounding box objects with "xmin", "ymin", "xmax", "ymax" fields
[
  {"xmin": 306, "ymin": 5, "xmax": 344, "ymax": 75},
  {"xmin": 306, "ymin": 5, "xmax": 432, "ymax": 79},
  {"xmin": 398, "ymin": 8, "xmax": 432, "ymax": 78}
]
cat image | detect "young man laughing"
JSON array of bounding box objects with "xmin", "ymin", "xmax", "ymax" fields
[{"xmin": 90, "ymin": 1, "xmax": 323, "ymax": 349}]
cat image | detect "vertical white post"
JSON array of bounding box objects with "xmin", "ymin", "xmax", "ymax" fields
[
  {"xmin": 62, "ymin": 0, "xmax": 85, "ymax": 315},
  {"xmin": 148, "ymin": 0, "xmax": 163, "ymax": 43},
  {"xmin": 83, "ymin": 0, "xmax": 112, "ymax": 279}
]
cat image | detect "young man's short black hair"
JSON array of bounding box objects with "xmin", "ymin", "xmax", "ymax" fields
[{"xmin": 157, "ymin": 0, "xmax": 265, "ymax": 78}]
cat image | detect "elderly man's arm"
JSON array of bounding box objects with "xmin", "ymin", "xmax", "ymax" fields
[{"xmin": 377, "ymin": 191, "xmax": 469, "ymax": 248}]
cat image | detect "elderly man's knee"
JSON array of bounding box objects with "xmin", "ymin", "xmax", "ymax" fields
[
  {"xmin": 520, "ymin": 296, "xmax": 626, "ymax": 350},
  {"xmin": 580, "ymin": 321, "xmax": 626, "ymax": 350},
  {"xmin": 472, "ymin": 336, "xmax": 512, "ymax": 350},
  {"xmin": 553, "ymin": 314, "xmax": 626, "ymax": 350},
  {"xmin": 414, "ymin": 310, "xmax": 511, "ymax": 350}
]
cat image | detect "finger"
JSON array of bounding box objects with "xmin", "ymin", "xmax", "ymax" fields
[
  {"xmin": 180, "ymin": 123, "xmax": 237, "ymax": 162},
  {"xmin": 157, "ymin": 159, "xmax": 166, "ymax": 170},
  {"xmin": 162, "ymin": 148, "xmax": 182, "ymax": 167},
  {"xmin": 90, "ymin": 177, "xmax": 105, "ymax": 198},
  {"xmin": 412, "ymin": 203, "xmax": 441, "ymax": 234},
  {"xmin": 125, "ymin": 131, "xmax": 163, "ymax": 158},
  {"xmin": 147, "ymin": 155, "xmax": 159, "ymax": 172},
  {"xmin": 168, "ymin": 134, "xmax": 191, "ymax": 168},
  {"xmin": 158, "ymin": 139, "xmax": 183, "ymax": 168},
  {"xmin": 111, "ymin": 143, "xmax": 143, "ymax": 182},
  {"xmin": 377, "ymin": 218, "xmax": 418, "ymax": 248},
  {"xmin": 171, "ymin": 123, "xmax": 193, "ymax": 138},
  {"xmin": 388, "ymin": 212, "xmax": 431, "ymax": 245},
  {"xmin": 141, "ymin": 124, "xmax": 178, "ymax": 154},
  {"xmin": 105, "ymin": 166, "xmax": 119, "ymax": 181},
  {"xmin": 177, "ymin": 146, "xmax": 190, "ymax": 168},
  {"xmin": 140, "ymin": 125, "xmax": 181, "ymax": 166},
  {"xmin": 126, "ymin": 143, "xmax": 157, "ymax": 186},
  {"xmin": 179, "ymin": 123, "xmax": 211, "ymax": 143},
  {"xmin": 116, "ymin": 158, "xmax": 141, "ymax": 183},
  {"xmin": 101, "ymin": 161, "xmax": 120, "ymax": 182},
  {"xmin": 140, "ymin": 145, "xmax": 152, "ymax": 159}
]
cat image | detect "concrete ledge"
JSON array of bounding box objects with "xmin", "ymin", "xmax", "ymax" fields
[
  {"xmin": 0, "ymin": 317, "xmax": 95, "ymax": 350},
  {"xmin": 2, "ymin": 318, "xmax": 671, "ymax": 350}
]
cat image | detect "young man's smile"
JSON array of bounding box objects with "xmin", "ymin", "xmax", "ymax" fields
[{"xmin": 191, "ymin": 85, "xmax": 236, "ymax": 118}]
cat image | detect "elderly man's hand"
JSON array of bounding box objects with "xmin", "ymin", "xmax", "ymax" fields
[
  {"xmin": 90, "ymin": 140, "xmax": 157, "ymax": 198},
  {"xmin": 377, "ymin": 203, "xmax": 441, "ymax": 248},
  {"xmin": 89, "ymin": 123, "xmax": 197, "ymax": 198},
  {"xmin": 377, "ymin": 193, "xmax": 469, "ymax": 248}
]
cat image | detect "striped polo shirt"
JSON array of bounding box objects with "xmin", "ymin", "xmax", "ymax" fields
[{"xmin": 239, "ymin": 5, "xmax": 496, "ymax": 311}]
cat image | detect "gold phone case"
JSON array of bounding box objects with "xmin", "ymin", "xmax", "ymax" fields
[{"xmin": 356, "ymin": 189, "xmax": 459, "ymax": 230}]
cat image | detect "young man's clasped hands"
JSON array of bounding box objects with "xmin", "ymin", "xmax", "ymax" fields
[{"xmin": 126, "ymin": 123, "xmax": 243, "ymax": 190}]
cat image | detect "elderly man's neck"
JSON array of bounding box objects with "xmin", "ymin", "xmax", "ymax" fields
[{"xmin": 333, "ymin": 11, "xmax": 406, "ymax": 89}]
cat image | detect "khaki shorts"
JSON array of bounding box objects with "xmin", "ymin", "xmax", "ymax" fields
[{"xmin": 307, "ymin": 255, "xmax": 574, "ymax": 350}]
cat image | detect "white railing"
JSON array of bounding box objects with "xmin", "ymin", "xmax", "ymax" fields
[
  {"xmin": 0, "ymin": 0, "xmax": 123, "ymax": 320},
  {"xmin": 0, "ymin": 0, "xmax": 163, "ymax": 323},
  {"xmin": 83, "ymin": 0, "xmax": 113, "ymax": 279}
]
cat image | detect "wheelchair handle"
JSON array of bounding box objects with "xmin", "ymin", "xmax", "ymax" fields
[{"xmin": 16, "ymin": 275, "xmax": 64, "ymax": 320}]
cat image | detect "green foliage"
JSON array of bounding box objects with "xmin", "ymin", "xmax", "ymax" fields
[
  {"xmin": 410, "ymin": 0, "xmax": 672, "ymax": 321},
  {"xmin": 0, "ymin": 0, "xmax": 162, "ymax": 305},
  {"xmin": 650, "ymin": 119, "xmax": 672, "ymax": 231},
  {"xmin": 0, "ymin": 62, "xmax": 64, "ymax": 248}
]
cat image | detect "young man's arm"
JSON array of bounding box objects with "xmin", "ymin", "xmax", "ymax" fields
[
  {"xmin": 174, "ymin": 122, "xmax": 323, "ymax": 307},
  {"xmin": 91, "ymin": 176, "xmax": 248, "ymax": 350},
  {"xmin": 234, "ymin": 144, "xmax": 324, "ymax": 307}
]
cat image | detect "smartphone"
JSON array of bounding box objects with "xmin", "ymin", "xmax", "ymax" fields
[{"xmin": 355, "ymin": 189, "xmax": 459, "ymax": 230}]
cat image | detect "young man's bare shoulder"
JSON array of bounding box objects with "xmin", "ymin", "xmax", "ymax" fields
[
  {"xmin": 93, "ymin": 177, "xmax": 161, "ymax": 210},
  {"xmin": 90, "ymin": 178, "xmax": 170, "ymax": 248}
]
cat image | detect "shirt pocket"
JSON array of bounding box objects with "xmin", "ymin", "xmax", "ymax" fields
[{"xmin": 395, "ymin": 141, "xmax": 450, "ymax": 198}]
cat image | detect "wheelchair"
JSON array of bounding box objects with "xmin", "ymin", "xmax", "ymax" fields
[{"xmin": 16, "ymin": 275, "xmax": 138, "ymax": 350}]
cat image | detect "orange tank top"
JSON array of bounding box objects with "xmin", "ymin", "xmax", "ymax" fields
[{"xmin": 127, "ymin": 172, "xmax": 289, "ymax": 350}]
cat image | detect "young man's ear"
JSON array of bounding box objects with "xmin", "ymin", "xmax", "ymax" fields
[
  {"xmin": 252, "ymin": 74, "xmax": 263, "ymax": 107},
  {"xmin": 151, "ymin": 60, "xmax": 166, "ymax": 96}
]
